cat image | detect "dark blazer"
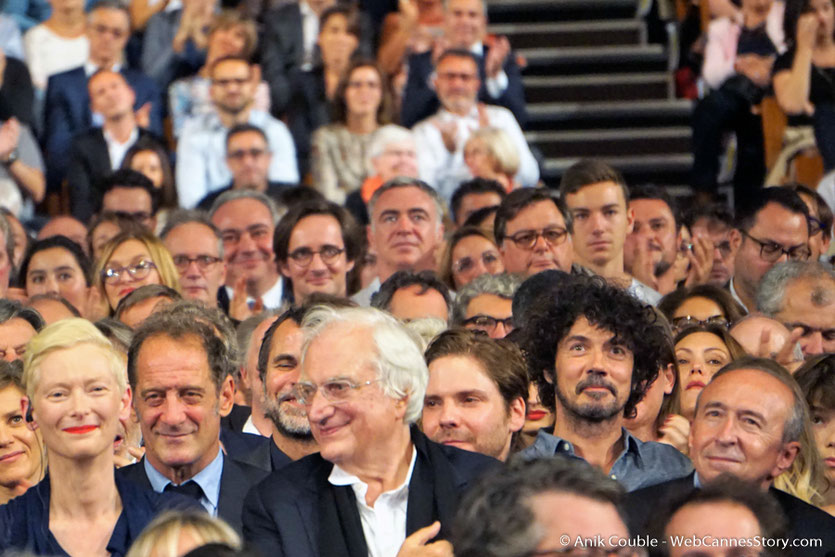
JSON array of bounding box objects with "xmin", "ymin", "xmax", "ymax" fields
[
  {"xmin": 221, "ymin": 403, "xmax": 253, "ymax": 433},
  {"xmin": 220, "ymin": 428, "xmax": 272, "ymax": 472},
  {"xmin": 0, "ymin": 473, "xmax": 198, "ymax": 555},
  {"xmin": 118, "ymin": 454, "xmax": 269, "ymax": 534},
  {"xmin": 625, "ymin": 472, "xmax": 835, "ymax": 557},
  {"xmin": 400, "ymin": 47, "xmax": 528, "ymax": 129},
  {"xmin": 242, "ymin": 427, "xmax": 498, "ymax": 557},
  {"xmin": 65, "ymin": 127, "xmax": 162, "ymax": 222},
  {"xmin": 0, "ymin": 56, "xmax": 34, "ymax": 128},
  {"xmin": 43, "ymin": 66, "xmax": 163, "ymax": 193},
  {"xmin": 287, "ymin": 66, "xmax": 331, "ymax": 177}
]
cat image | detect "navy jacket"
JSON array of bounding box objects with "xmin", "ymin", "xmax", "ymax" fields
[
  {"xmin": 42, "ymin": 66, "xmax": 162, "ymax": 194},
  {"xmin": 400, "ymin": 47, "xmax": 528, "ymax": 129},
  {"xmin": 118, "ymin": 454, "xmax": 269, "ymax": 534},
  {"xmin": 0, "ymin": 473, "xmax": 196, "ymax": 556}
]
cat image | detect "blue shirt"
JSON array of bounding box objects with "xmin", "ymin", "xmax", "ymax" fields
[
  {"xmin": 520, "ymin": 427, "xmax": 693, "ymax": 492},
  {"xmin": 145, "ymin": 448, "xmax": 224, "ymax": 516}
]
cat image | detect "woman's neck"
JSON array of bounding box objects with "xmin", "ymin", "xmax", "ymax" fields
[
  {"xmin": 48, "ymin": 452, "xmax": 120, "ymax": 519},
  {"xmin": 346, "ymin": 112, "xmax": 378, "ymax": 134},
  {"xmin": 742, "ymin": 10, "xmax": 767, "ymax": 30},
  {"xmin": 46, "ymin": 9, "xmax": 86, "ymax": 36}
]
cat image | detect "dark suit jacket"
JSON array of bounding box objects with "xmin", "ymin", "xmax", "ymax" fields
[
  {"xmin": 220, "ymin": 427, "xmax": 272, "ymax": 472},
  {"xmin": 625, "ymin": 473, "xmax": 835, "ymax": 557},
  {"xmin": 221, "ymin": 403, "xmax": 253, "ymax": 433},
  {"xmin": 400, "ymin": 47, "xmax": 528, "ymax": 128},
  {"xmin": 287, "ymin": 66, "xmax": 331, "ymax": 177},
  {"xmin": 242, "ymin": 427, "xmax": 498, "ymax": 557},
  {"xmin": 65, "ymin": 127, "xmax": 162, "ymax": 222},
  {"xmin": 43, "ymin": 66, "xmax": 162, "ymax": 193},
  {"xmin": 0, "ymin": 56, "xmax": 34, "ymax": 127}
]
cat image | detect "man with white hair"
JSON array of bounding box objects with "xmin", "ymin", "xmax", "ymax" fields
[{"xmin": 243, "ymin": 305, "xmax": 497, "ymax": 557}]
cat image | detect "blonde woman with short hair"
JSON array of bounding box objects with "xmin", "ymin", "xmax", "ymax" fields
[
  {"xmin": 464, "ymin": 127, "xmax": 521, "ymax": 192},
  {"xmin": 127, "ymin": 510, "xmax": 241, "ymax": 557}
]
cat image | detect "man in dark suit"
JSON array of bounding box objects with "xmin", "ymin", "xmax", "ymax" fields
[
  {"xmin": 243, "ymin": 305, "xmax": 497, "ymax": 557},
  {"xmin": 400, "ymin": 0, "xmax": 527, "ymax": 128},
  {"xmin": 43, "ymin": 1, "xmax": 162, "ymax": 196},
  {"xmin": 66, "ymin": 71, "xmax": 162, "ymax": 222},
  {"xmin": 117, "ymin": 305, "xmax": 269, "ymax": 534},
  {"xmin": 626, "ymin": 357, "xmax": 835, "ymax": 556}
]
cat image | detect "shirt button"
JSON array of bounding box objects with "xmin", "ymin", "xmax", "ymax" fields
[{"xmin": 610, "ymin": 475, "xmax": 617, "ymax": 480}]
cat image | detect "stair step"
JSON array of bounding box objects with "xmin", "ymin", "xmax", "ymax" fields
[
  {"xmin": 520, "ymin": 44, "xmax": 669, "ymax": 75},
  {"xmin": 528, "ymin": 98, "xmax": 693, "ymax": 130},
  {"xmin": 489, "ymin": 20, "xmax": 645, "ymax": 48},
  {"xmin": 524, "ymin": 73, "xmax": 671, "ymax": 102},
  {"xmin": 486, "ymin": 0, "xmax": 637, "ymax": 23},
  {"xmin": 528, "ymin": 127, "xmax": 691, "ymax": 158},
  {"xmin": 542, "ymin": 154, "xmax": 694, "ymax": 188}
]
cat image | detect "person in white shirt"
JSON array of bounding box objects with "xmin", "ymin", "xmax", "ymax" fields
[{"xmin": 412, "ymin": 49, "xmax": 538, "ymax": 200}]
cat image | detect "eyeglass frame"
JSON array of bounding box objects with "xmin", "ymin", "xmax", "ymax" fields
[
  {"xmin": 293, "ymin": 378, "xmax": 382, "ymax": 406},
  {"xmin": 287, "ymin": 245, "xmax": 346, "ymax": 267},
  {"xmin": 463, "ymin": 314, "xmax": 514, "ymax": 332},
  {"xmin": 505, "ymin": 227, "xmax": 569, "ymax": 250},
  {"xmin": 172, "ymin": 254, "xmax": 223, "ymax": 272},
  {"xmin": 740, "ymin": 230, "xmax": 811, "ymax": 262},
  {"xmin": 670, "ymin": 314, "xmax": 729, "ymax": 332},
  {"xmin": 453, "ymin": 250, "xmax": 502, "ymax": 274},
  {"xmin": 101, "ymin": 259, "xmax": 157, "ymax": 284}
]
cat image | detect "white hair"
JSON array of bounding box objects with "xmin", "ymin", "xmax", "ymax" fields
[
  {"xmin": 300, "ymin": 305, "xmax": 428, "ymax": 423},
  {"xmin": 365, "ymin": 124, "xmax": 415, "ymax": 174}
]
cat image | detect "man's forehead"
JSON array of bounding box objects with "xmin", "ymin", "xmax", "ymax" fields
[
  {"xmin": 91, "ymin": 8, "xmax": 129, "ymax": 27},
  {"xmin": 90, "ymin": 71, "xmax": 126, "ymax": 90},
  {"xmin": 375, "ymin": 187, "xmax": 436, "ymax": 213},
  {"xmin": 567, "ymin": 181, "xmax": 627, "ymax": 209},
  {"xmin": 437, "ymin": 55, "xmax": 478, "ymax": 73},
  {"xmin": 213, "ymin": 199, "xmax": 273, "ymax": 225},
  {"xmin": 631, "ymin": 198, "xmax": 673, "ymax": 220},
  {"xmin": 212, "ymin": 60, "xmax": 250, "ymax": 78},
  {"xmin": 702, "ymin": 368, "xmax": 793, "ymax": 408},
  {"xmin": 448, "ymin": 0, "xmax": 484, "ymax": 15},
  {"xmin": 508, "ymin": 199, "xmax": 562, "ymax": 227},
  {"xmin": 229, "ymin": 131, "xmax": 267, "ymax": 149}
]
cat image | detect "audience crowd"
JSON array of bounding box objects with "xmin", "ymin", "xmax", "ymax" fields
[{"xmin": 0, "ymin": 0, "xmax": 834, "ymax": 555}]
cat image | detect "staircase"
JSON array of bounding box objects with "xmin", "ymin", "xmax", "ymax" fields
[{"xmin": 487, "ymin": 0, "xmax": 694, "ymax": 190}]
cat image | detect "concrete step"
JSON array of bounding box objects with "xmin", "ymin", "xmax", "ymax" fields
[
  {"xmin": 541, "ymin": 153, "xmax": 693, "ymax": 188},
  {"xmin": 524, "ymin": 72, "xmax": 672, "ymax": 103},
  {"xmin": 527, "ymin": 98, "xmax": 693, "ymax": 130},
  {"xmin": 489, "ymin": 20, "xmax": 645, "ymax": 49},
  {"xmin": 520, "ymin": 44, "xmax": 669, "ymax": 75},
  {"xmin": 486, "ymin": 0, "xmax": 638, "ymax": 23},
  {"xmin": 528, "ymin": 126, "xmax": 691, "ymax": 158}
]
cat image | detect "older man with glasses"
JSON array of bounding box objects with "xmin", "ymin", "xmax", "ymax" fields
[{"xmin": 452, "ymin": 272, "xmax": 521, "ymax": 339}]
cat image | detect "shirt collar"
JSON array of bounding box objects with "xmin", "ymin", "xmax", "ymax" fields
[
  {"xmin": 84, "ymin": 61, "xmax": 123, "ymax": 77},
  {"xmin": 538, "ymin": 427, "xmax": 643, "ymax": 465},
  {"xmin": 328, "ymin": 446, "xmax": 418, "ymax": 493},
  {"xmin": 143, "ymin": 448, "xmax": 224, "ymax": 508},
  {"xmin": 728, "ymin": 277, "xmax": 749, "ymax": 312}
]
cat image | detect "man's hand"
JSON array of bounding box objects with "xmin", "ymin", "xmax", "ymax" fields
[
  {"xmin": 0, "ymin": 117, "xmax": 20, "ymax": 160},
  {"xmin": 756, "ymin": 326, "xmax": 804, "ymax": 371},
  {"xmin": 658, "ymin": 414, "xmax": 690, "ymax": 455},
  {"xmin": 628, "ymin": 238, "xmax": 658, "ymax": 290},
  {"xmin": 229, "ymin": 275, "xmax": 263, "ymax": 321},
  {"xmin": 135, "ymin": 102, "xmax": 151, "ymax": 129},
  {"xmin": 396, "ymin": 522, "xmax": 454, "ymax": 557},
  {"xmin": 433, "ymin": 118, "xmax": 458, "ymax": 153},
  {"xmin": 683, "ymin": 235, "xmax": 713, "ymax": 287},
  {"xmin": 484, "ymin": 35, "xmax": 510, "ymax": 79}
]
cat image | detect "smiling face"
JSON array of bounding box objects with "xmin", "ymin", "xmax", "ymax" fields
[
  {"xmin": 564, "ymin": 182, "xmax": 633, "ymax": 272},
  {"xmin": 689, "ymin": 368, "xmax": 799, "ymax": 487},
  {"xmin": 211, "ymin": 198, "xmax": 276, "ymax": 288},
  {"xmin": 30, "ymin": 343, "xmax": 130, "ymax": 462},
  {"xmin": 225, "ymin": 130, "xmax": 272, "ymax": 191},
  {"xmin": 301, "ymin": 324, "xmax": 408, "ymax": 469},
  {"xmin": 102, "ymin": 239, "xmax": 163, "ymax": 311},
  {"xmin": 25, "ymin": 247, "xmax": 89, "ymax": 313},
  {"xmin": 133, "ymin": 334, "xmax": 234, "ymax": 481},
  {"xmin": 263, "ymin": 319, "xmax": 311, "ymax": 439},
  {"xmin": 675, "ymin": 331, "xmax": 732, "ymax": 421},
  {"xmin": 279, "ymin": 214, "xmax": 354, "ymax": 302},
  {"xmin": 0, "ymin": 384, "xmax": 42, "ymax": 495},
  {"xmin": 434, "ymin": 54, "xmax": 480, "ymax": 116},
  {"xmin": 553, "ymin": 316, "xmax": 633, "ymax": 423},
  {"xmin": 163, "ymin": 222, "xmax": 226, "ymax": 305}
]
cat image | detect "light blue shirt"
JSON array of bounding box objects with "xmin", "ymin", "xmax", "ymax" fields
[
  {"xmin": 144, "ymin": 448, "xmax": 224, "ymax": 516},
  {"xmin": 175, "ymin": 109, "xmax": 299, "ymax": 208}
]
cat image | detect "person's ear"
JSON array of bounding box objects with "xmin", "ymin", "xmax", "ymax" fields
[
  {"xmin": 729, "ymin": 228, "xmax": 742, "ymax": 253},
  {"xmin": 772, "ymin": 440, "xmax": 801, "ymax": 479},
  {"xmin": 119, "ymin": 385, "xmax": 132, "ymax": 423},
  {"xmin": 626, "ymin": 206, "xmax": 635, "ymax": 235},
  {"xmin": 662, "ymin": 363, "xmax": 676, "ymax": 395},
  {"xmin": 218, "ymin": 375, "xmax": 236, "ymax": 417},
  {"xmin": 508, "ymin": 396, "xmax": 526, "ymax": 432}
]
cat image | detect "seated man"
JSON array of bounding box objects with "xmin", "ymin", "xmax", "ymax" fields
[
  {"xmin": 423, "ymin": 329, "xmax": 526, "ymax": 461},
  {"xmin": 243, "ymin": 305, "xmax": 497, "ymax": 556},
  {"xmin": 0, "ymin": 299, "xmax": 44, "ymax": 362},
  {"xmin": 114, "ymin": 284, "xmax": 181, "ymax": 328},
  {"xmin": 686, "ymin": 203, "xmax": 738, "ymax": 287},
  {"xmin": 627, "ymin": 357, "xmax": 835, "ymax": 554},
  {"xmin": 371, "ymin": 270, "xmax": 452, "ymax": 323},
  {"xmin": 757, "ymin": 261, "xmax": 835, "ymax": 359},
  {"xmin": 0, "ymin": 117, "xmax": 45, "ymax": 214},
  {"xmin": 400, "ymin": 0, "xmax": 527, "ymax": 129},
  {"xmin": 452, "ymin": 272, "xmax": 520, "ymax": 339},
  {"xmin": 412, "ymin": 49, "xmax": 538, "ymax": 200},
  {"xmin": 450, "ymin": 178, "xmax": 506, "ymax": 229},
  {"xmin": 494, "ymin": 188, "xmax": 574, "ymax": 277},
  {"xmin": 99, "ymin": 169, "xmax": 160, "ymax": 231}
]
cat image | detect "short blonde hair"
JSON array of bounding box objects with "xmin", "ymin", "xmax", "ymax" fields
[
  {"xmin": 467, "ymin": 127, "xmax": 520, "ymax": 176},
  {"xmin": 93, "ymin": 230, "xmax": 182, "ymax": 310},
  {"xmin": 23, "ymin": 318, "xmax": 126, "ymax": 400},
  {"xmin": 126, "ymin": 511, "xmax": 240, "ymax": 557}
]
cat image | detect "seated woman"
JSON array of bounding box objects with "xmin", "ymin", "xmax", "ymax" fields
[
  {"xmin": 122, "ymin": 138, "xmax": 178, "ymax": 215},
  {"xmin": 674, "ymin": 324, "xmax": 746, "ymax": 421},
  {"xmin": 438, "ymin": 226, "xmax": 504, "ymax": 291},
  {"xmin": 795, "ymin": 353, "xmax": 835, "ymax": 514},
  {"xmin": 658, "ymin": 283, "xmax": 748, "ymax": 333},
  {"xmin": 22, "ymin": 0, "xmax": 88, "ymax": 94},
  {"xmin": 774, "ymin": 0, "xmax": 835, "ymax": 172},
  {"xmin": 167, "ymin": 11, "xmax": 270, "ymax": 138},
  {"xmin": 0, "ymin": 359, "xmax": 44, "ymax": 505},
  {"xmin": 0, "ymin": 319, "xmax": 196, "ymax": 554},
  {"xmin": 287, "ymin": 4, "xmax": 361, "ymax": 177},
  {"xmin": 87, "ymin": 212, "xmax": 147, "ymax": 263},
  {"xmin": 463, "ymin": 127, "xmax": 521, "ymax": 192},
  {"xmin": 311, "ymin": 60, "xmax": 392, "ymax": 204},
  {"xmin": 691, "ymin": 0, "xmax": 783, "ymax": 206},
  {"xmin": 93, "ymin": 230, "xmax": 181, "ymax": 315},
  {"xmin": 20, "ymin": 236, "xmax": 92, "ymax": 317}
]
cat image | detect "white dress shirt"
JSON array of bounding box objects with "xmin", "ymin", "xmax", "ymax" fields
[
  {"xmin": 328, "ymin": 448, "xmax": 417, "ymax": 557},
  {"xmin": 299, "ymin": 0, "xmax": 319, "ymax": 70},
  {"xmin": 103, "ymin": 126, "xmax": 139, "ymax": 170}
]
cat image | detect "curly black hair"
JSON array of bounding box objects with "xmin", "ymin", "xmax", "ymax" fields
[{"xmin": 519, "ymin": 275, "xmax": 663, "ymax": 419}]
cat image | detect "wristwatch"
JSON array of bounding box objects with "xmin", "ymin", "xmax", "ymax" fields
[{"xmin": 0, "ymin": 149, "xmax": 18, "ymax": 166}]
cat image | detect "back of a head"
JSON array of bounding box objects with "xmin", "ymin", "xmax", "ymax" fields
[{"xmin": 125, "ymin": 511, "xmax": 241, "ymax": 557}]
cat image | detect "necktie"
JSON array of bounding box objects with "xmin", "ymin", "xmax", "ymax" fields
[{"xmin": 164, "ymin": 480, "xmax": 205, "ymax": 501}]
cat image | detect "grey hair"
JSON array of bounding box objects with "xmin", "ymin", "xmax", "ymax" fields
[
  {"xmin": 208, "ymin": 189, "xmax": 285, "ymax": 225},
  {"xmin": 160, "ymin": 209, "xmax": 225, "ymax": 259},
  {"xmin": 236, "ymin": 310, "xmax": 282, "ymax": 368},
  {"xmin": 300, "ymin": 305, "xmax": 428, "ymax": 423},
  {"xmin": 94, "ymin": 318, "xmax": 134, "ymax": 353},
  {"xmin": 0, "ymin": 299, "xmax": 44, "ymax": 330},
  {"xmin": 0, "ymin": 211, "xmax": 13, "ymax": 269},
  {"xmin": 452, "ymin": 272, "xmax": 523, "ymax": 325},
  {"xmin": 367, "ymin": 177, "xmax": 446, "ymax": 230},
  {"xmin": 365, "ymin": 124, "xmax": 415, "ymax": 174},
  {"xmin": 756, "ymin": 261, "xmax": 835, "ymax": 316}
]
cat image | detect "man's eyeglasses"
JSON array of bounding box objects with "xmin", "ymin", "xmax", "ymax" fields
[
  {"xmin": 463, "ymin": 314, "xmax": 514, "ymax": 333},
  {"xmin": 671, "ymin": 315, "xmax": 729, "ymax": 333},
  {"xmin": 506, "ymin": 228, "xmax": 569, "ymax": 250},
  {"xmin": 212, "ymin": 77, "xmax": 250, "ymax": 87},
  {"xmin": 437, "ymin": 71, "xmax": 478, "ymax": 82},
  {"xmin": 714, "ymin": 240, "xmax": 732, "ymax": 258},
  {"xmin": 101, "ymin": 260, "xmax": 157, "ymax": 284},
  {"xmin": 112, "ymin": 210, "xmax": 152, "ymax": 224},
  {"xmin": 172, "ymin": 255, "xmax": 222, "ymax": 272},
  {"xmin": 227, "ymin": 148, "xmax": 268, "ymax": 160},
  {"xmin": 288, "ymin": 246, "xmax": 345, "ymax": 266},
  {"xmin": 453, "ymin": 251, "xmax": 502, "ymax": 274},
  {"xmin": 741, "ymin": 231, "xmax": 810, "ymax": 262},
  {"xmin": 785, "ymin": 322, "xmax": 835, "ymax": 342},
  {"xmin": 294, "ymin": 378, "xmax": 380, "ymax": 406},
  {"xmin": 91, "ymin": 24, "xmax": 126, "ymax": 38}
]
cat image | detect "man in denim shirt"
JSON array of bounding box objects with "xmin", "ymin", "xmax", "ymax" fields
[{"xmin": 519, "ymin": 275, "xmax": 691, "ymax": 491}]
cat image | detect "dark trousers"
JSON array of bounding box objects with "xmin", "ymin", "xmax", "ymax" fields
[
  {"xmin": 813, "ymin": 102, "xmax": 835, "ymax": 172},
  {"xmin": 691, "ymin": 85, "xmax": 766, "ymax": 208}
]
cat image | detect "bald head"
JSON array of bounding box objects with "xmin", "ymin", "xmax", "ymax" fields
[{"xmin": 38, "ymin": 216, "xmax": 89, "ymax": 256}]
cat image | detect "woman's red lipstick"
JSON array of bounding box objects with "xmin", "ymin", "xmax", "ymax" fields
[{"xmin": 64, "ymin": 425, "xmax": 98, "ymax": 434}]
